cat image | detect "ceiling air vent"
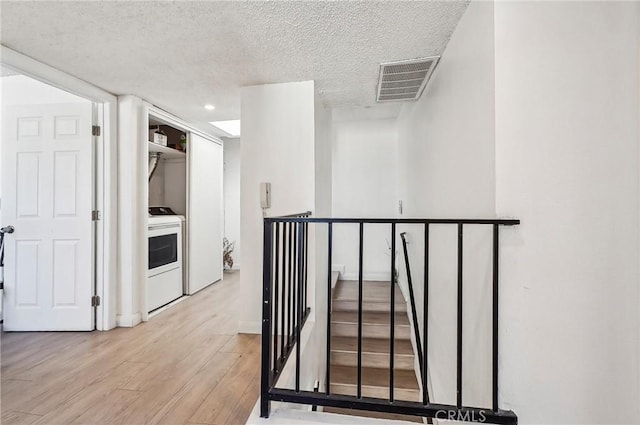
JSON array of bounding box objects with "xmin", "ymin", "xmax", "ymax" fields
[{"xmin": 376, "ymin": 57, "xmax": 439, "ymax": 102}]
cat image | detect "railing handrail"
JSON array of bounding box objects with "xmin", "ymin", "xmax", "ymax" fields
[
  {"xmin": 399, "ymin": 231, "xmax": 427, "ymax": 403},
  {"xmin": 266, "ymin": 217, "xmax": 520, "ymax": 225},
  {"xmin": 270, "ymin": 211, "xmax": 313, "ymax": 218}
]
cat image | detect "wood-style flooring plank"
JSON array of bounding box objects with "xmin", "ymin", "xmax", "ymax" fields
[
  {"xmin": 219, "ymin": 333, "xmax": 261, "ymax": 353},
  {"xmin": 71, "ymin": 389, "xmax": 143, "ymax": 425},
  {"xmin": 1, "ymin": 271, "xmax": 260, "ymax": 425},
  {"xmin": 31, "ymin": 360, "xmax": 150, "ymax": 423},
  {"xmin": 1, "ymin": 332, "xmax": 88, "ymax": 377},
  {"xmin": 146, "ymin": 351, "xmax": 240, "ymax": 425},
  {"xmin": 188, "ymin": 339, "xmax": 261, "ymax": 424},
  {"xmin": 0, "ymin": 411, "xmax": 43, "ymax": 425},
  {"xmin": 1, "ymin": 379, "xmax": 37, "ymax": 413},
  {"xmin": 12, "ymin": 350, "xmax": 149, "ymax": 415},
  {"xmin": 218, "ymin": 370, "xmax": 261, "ymax": 425}
]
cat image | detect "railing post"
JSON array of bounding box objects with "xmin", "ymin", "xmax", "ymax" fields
[
  {"xmin": 296, "ymin": 221, "xmax": 304, "ymax": 392},
  {"xmin": 260, "ymin": 219, "xmax": 274, "ymax": 418},
  {"xmin": 456, "ymin": 223, "xmax": 463, "ymax": 408},
  {"xmin": 304, "ymin": 221, "xmax": 309, "ymax": 311},
  {"xmin": 293, "ymin": 222, "xmax": 298, "ymax": 344},
  {"xmin": 493, "ymin": 224, "xmax": 499, "ymax": 412},
  {"xmin": 423, "ymin": 223, "xmax": 429, "ymax": 405},
  {"xmin": 301, "ymin": 220, "xmax": 305, "ymax": 313},
  {"xmin": 357, "ymin": 222, "xmax": 364, "ymax": 399},
  {"xmin": 287, "ymin": 222, "xmax": 293, "ymax": 346},
  {"xmin": 273, "ymin": 222, "xmax": 280, "ymax": 373},
  {"xmin": 280, "ymin": 223, "xmax": 287, "ymax": 358},
  {"xmin": 389, "ymin": 222, "xmax": 396, "ymax": 402},
  {"xmin": 326, "ymin": 222, "xmax": 333, "ymax": 395}
]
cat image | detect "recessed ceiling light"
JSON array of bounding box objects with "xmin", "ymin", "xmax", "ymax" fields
[
  {"xmin": 204, "ymin": 104, "xmax": 215, "ymax": 110},
  {"xmin": 209, "ymin": 120, "xmax": 240, "ymax": 137}
]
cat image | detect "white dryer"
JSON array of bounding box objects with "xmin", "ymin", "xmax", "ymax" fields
[{"xmin": 147, "ymin": 209, "xmax": 184, "ymax": 312}]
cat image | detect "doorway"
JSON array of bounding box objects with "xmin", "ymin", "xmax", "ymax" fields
[{"xmin": 1, "ymin": 68, "xmax": 97, "ymax": 331}]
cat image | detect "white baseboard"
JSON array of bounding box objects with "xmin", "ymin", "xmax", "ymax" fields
[
  {"xmin": 332, "ymin": 264, "xmax": 345, "ymax": 275},
  {"xmin": 116, "ymin": 312, "xmax": 142, "ymax": 327},
  {"xmin": 331, "ymin": 271, "xmax": 340, "ymax": 289},
  {"xmin": 148, "ymin": 295, "xmax": 189, "ymax": 319},
  {"xmin": 239, "ymin": 320, "xmax": 261, "ymax": 334}
]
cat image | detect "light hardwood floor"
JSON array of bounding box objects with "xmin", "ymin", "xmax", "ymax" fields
[{"xmin": 0, "ymin": 271, "xmax": 260, "ymax": 425}]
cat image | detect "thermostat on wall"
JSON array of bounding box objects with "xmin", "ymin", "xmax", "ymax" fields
[{"xmin": 260, "ymin": 182, "xmax": 271, "ymax": 209}]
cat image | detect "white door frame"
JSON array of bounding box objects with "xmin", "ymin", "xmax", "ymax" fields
[{"xmin": 1, "ymin": 45, "xmax": 118, "ymax": 330}]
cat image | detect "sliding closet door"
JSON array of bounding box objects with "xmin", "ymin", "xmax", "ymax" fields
[{"xmin": 188, "ymin": 133, "xmax": 223, "ymax": 294}]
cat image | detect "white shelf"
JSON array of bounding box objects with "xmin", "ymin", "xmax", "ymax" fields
[{"xmin": 148, "ymin": 141, "xmax": 186, "ymax": 159}]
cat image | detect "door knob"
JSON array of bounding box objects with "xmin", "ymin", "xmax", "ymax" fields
[{"xmin": 1, "ymin": 225, "xmax": 15, "ymax": 234}]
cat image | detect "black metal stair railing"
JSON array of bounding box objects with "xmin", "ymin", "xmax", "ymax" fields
[
  {"xmin": 261, "ymin": 211, "xmax": 311, "ymax": 399},
  {"xmin": 260, "ymin": 215, "xmax": 520, "ymax": 424}
]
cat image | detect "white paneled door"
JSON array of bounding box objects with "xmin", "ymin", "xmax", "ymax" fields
[{"xmin": 2, "ymin": 103, "xmax": 94, "ymax": 331}]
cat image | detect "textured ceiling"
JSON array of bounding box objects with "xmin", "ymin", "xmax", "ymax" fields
[{"xmin": 0, "ymin": 1, "xmax": 468, "ymax": 127}]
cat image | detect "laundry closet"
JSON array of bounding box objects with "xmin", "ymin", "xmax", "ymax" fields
[{"xmin": 143, "ymin": 106, "xmax": 223, "ymax": 314}]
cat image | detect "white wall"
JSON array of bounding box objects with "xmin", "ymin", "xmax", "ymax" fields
[
  {"xmin": 239, "ymin": 81, "xmax": 316, "ymax": 333},
  {"xmin": 223, "ymin": 137, "xmax": 241, "ymax": 269},
  {"xmin": 395, "ymin": 0, "xmax": 497, "ymax": 409},
  {"xmin": 494, "ymin": 2, "xmax": 640, "ymax": 423},
  {"xmin": 332, "ymin": 119, "xmax": 398, "ymax": 280},
  {"xmin": 310, "ymin": 92, "xmax": 333, "ymax": 389},
  {"xmin": 148, "ymin": 160, "xmax": 165, "ymax": 206},
  {"xmin": 274, "ymin": 95, "xmax": 334, "ymax": 395},
  {"xmin": 148, "ymin": 158, "xmax": 187, "ymax": 216},
  {"xmin": 163, "ymin": 159, "xmax": 187, "ymax": 216},
  {"xmin": 116, "ymin": 95, "xmax": 146, "ymax": 327},
  {"xmin": 315, "ymin": 103, "xmax": 332, "ymax": 220},
  {"xmin": 395, "ymin": 1, "xmax": 640, "ymax": 422}
]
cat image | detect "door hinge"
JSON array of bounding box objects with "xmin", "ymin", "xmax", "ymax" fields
[
  {"xmin": 91, "ymin": 295, "xmax": 100, "ymax": 307},
  {"xmin": 92, "ymin": 210, "xmax": 101, "ymax": 221},
  {"xmin": 92, "ymin": 125, "xmax": 101, "ymax": 136}
]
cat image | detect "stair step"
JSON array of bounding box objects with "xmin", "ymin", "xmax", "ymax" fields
[
  {"xmin": 328, "ymin": 278, "xmax": 422, "ymax": 415},
  {"xmin": 332, "ymin": 336, "xmax": 413, "ymax": 355},
  {"xmin": 332, "ymin": 311, "xmax": 410, "ymax": 326},
  {"xmin": 331, "ymin": 365, "xmax": 420, "ymax": 390},
  {"xmin": 333, "ymin": 280, "xmax": 407, "ymax": 313},
  {"xmin": 323, "ymin": 407, "xmax": 423, "ymax": 423},
  {"xmin": 331, "ymin": 311, "xmax": 411, "ymax": 339},
  {"xmin": 330, "ymin": 365, "xmax": 420, "ymax": 401},
  {"xmin": 333, "ymin": 299, "xmax": 407, "ymax": 313},
  {"xmin": 331, "ymin": 336, "xmax": 414, "ymax": 370},
  {"xmin": 333, "ymin": 280, "xmax": 404, "ymax": 301}
]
